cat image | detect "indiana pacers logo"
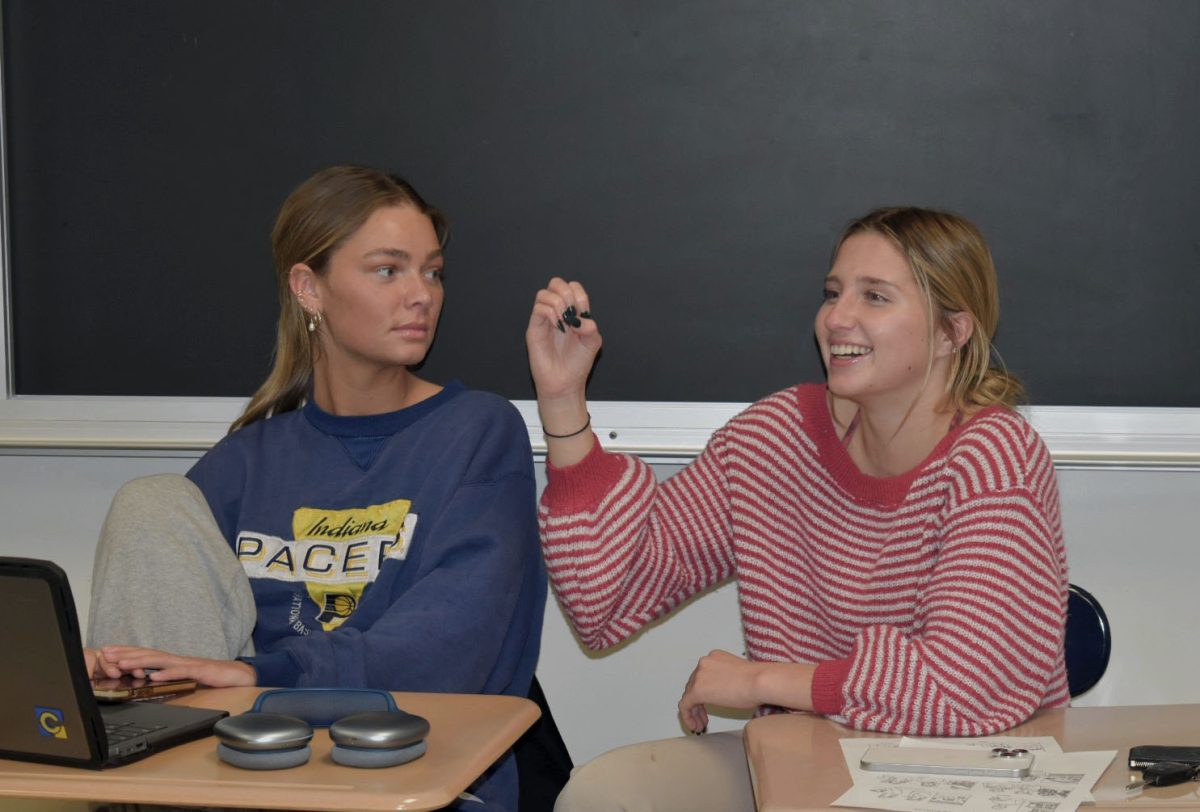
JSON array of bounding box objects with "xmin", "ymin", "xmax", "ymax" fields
[
  {"xmin": 36, "ymin": 707, "xmax": 68, "ymax": 740},
  {"xmin": 314, "ymin": 591, "xmax": 358, "ymax": 625},
  {"xmin": 235, "ymin": 498, "xmax": 418, "ymax": 632}
]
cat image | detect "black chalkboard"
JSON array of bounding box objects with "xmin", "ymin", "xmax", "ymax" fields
[{"xmin": 4, "ymin": 1, "xmax": 1198, "ymax": 406}]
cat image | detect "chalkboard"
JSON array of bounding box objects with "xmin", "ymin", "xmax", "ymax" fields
[{"xmin": 4, "ymin": 1, "xmax": 1198, "ymax": 406}]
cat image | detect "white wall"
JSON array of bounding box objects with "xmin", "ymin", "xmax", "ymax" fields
[{"xmin": 1, "ymin": 452, "xmax": 1197, "ymax": 765}]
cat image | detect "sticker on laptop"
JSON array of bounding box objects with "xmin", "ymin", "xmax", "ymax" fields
[{"xmin": 36, "ymin": 706, "xmax": 68, "ymax": 739}]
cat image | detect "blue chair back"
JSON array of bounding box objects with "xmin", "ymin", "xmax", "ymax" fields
[{"xmin": 1064, "ymin": 583, "xmax": 1111, "ymax": 697}]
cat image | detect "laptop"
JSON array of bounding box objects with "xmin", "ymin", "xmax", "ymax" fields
[{"xmin": 0, "ymin": 556, "xmax": 228, "ymax": 769}]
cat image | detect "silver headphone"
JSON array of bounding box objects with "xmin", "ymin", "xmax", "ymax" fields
[{"xmin": 213, "ymin": 688, "xmax": 430, "ymax": 769}]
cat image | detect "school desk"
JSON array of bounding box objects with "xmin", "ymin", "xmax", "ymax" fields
[
  {"xmin": 0, "ymin": 686, "xmax": 539, "ymax": 811},
  {"xmin": 744, "ymin": 703, "xmax": 1200, "ymax": 811}
]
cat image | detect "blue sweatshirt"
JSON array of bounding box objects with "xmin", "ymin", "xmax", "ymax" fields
[{"xmin": 187, "ymin": 381, "xmax": 544, "ymax": 811}]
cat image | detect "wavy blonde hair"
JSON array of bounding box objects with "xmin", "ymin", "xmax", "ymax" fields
[
  {"xmin": 835, "ymin": 207, "xmax": 1024, "ymax": 411},
  {"xmin": 231, "ymin": 166, "xmax": 447, "ymax": 433}
]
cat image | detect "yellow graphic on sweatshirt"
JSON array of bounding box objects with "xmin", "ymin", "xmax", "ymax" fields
[{"xmin": 235, "ymin": 498, "xmax": 417, "ymax": 631}]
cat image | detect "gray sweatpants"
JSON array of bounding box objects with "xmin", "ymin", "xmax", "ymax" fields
[{"xmin": 87, "ymin": 474, "xmax": 256, "ymax": 659}]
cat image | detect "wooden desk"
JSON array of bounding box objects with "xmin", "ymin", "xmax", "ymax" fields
[
  {"xmin": 744, "ymin": 704, "xmax": 1200, "ymax": 811},
  {"xmin": 0, "ymin": 687, "xmax": 539, "ymax": 812}
]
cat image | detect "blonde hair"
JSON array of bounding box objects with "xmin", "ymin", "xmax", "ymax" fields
[
  {"xmin": 835, "ymin": 207, "xmax": 1024, "ymax": 411},
  {"xmin": 231, "ymin": 166, "xmax": 447, "ymax": 433}
]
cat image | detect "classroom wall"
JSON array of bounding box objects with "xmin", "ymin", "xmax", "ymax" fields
[{"xmin": 0, "ymin": 451, "xmax": 1195, "ymax": 765}]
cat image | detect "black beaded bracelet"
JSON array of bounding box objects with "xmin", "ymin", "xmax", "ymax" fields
[{"xmin": 543, "ymin": 413, "xmax": 591, "ymax": 439}]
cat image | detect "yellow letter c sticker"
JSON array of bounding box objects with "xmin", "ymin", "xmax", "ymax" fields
[{"xmin": 36, "ymin": 707, "xmax": 68, "ymax": 739}]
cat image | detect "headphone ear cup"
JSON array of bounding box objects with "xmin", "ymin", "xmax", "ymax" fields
[
  {"xmin": 217, "ymin": 741, "xmax": 313, "ymax": 770},
  {"xmin": 329, "ymin": 710, "xmax": 430, "ymax": 768},
  {"xmin": 213, "ymin": 712, "xmax": 314, "ymax": 770},
  {"xmin": 330, "ymin": 739, "xmax": 427, "ymax": 768}
]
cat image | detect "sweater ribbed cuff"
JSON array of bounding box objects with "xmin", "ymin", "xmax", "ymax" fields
[
  {"xmin": 542, "ymin": 436, "xmax": 629, "ymax": 513},
  {"xmin": 241, "ymin": 650, "xmax": 300, "ymax": 688},
  {"xmin": 810, "ymin": 657, "xmax": 853, "ymax": 715}
]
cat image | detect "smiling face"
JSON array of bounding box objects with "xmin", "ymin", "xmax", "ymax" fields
[
  {"xmin": 294, "ymin": 204, "xmax": 444, "ymax": 377},
  {"xmin": 816, "ymin": 231, "xmax": 956, "ymax": 409}
]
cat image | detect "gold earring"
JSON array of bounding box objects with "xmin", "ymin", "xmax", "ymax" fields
[{"xmin": 307, "ymin": 311, "xmax": 323, "ymax": 333}]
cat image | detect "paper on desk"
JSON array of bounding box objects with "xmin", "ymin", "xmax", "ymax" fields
[{"xmin": 833, "ymin": 736, "xmax": 1116, "ymax": 812}]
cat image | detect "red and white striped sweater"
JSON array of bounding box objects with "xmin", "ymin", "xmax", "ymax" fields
[{"xmin": 539, "ymin": 383, "xmax": 1070, "ymax": 736}]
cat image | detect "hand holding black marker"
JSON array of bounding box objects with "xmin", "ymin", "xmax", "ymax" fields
[{"xmin": 526, "ymin": 277, "xmax": 602, "ymax": 467}]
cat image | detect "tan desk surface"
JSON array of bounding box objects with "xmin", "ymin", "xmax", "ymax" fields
[
  {"xmin": 745, "ymin": 704, "xmax": 1200, "ymax": 812},
  {"xmin": 0, "ymin": 687, "xmax": 539, "ymax": 812}
]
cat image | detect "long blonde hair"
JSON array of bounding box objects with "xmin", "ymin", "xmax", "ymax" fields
[
  {"xmin": 231, "ymin": 166, "xmax": 447, "ymax": 433},
  {"xmin": 835, "ymin": 207, "xmax": 1024, "ymax": 411}
]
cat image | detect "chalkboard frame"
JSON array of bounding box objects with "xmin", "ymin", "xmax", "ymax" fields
[{"xmin": 1, "ymin": 299, "xmax": 1198, "ymax": 467}]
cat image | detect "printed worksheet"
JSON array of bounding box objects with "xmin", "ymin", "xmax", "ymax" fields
[{"xmin": 833, "ymin": 737, "xmax": 1115, "ymax": 812}]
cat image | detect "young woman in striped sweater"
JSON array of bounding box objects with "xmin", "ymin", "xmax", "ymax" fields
[{"xmin": 525, "ymin": 207, "xmax": 1069, "ymax": 812}]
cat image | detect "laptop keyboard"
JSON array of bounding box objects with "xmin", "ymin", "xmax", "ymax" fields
[{"xmin": 104, "ymin": 720, "xmax": 168, "ymax": 745}]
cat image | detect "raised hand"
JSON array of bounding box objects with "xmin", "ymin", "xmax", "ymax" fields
[
  {"xmin": 526, "ymin": 277, "xmax": 602, "ymax": 402},
  {"xmin": 527, "ymin": 278, "xmax": 603, "ymax": 466}
]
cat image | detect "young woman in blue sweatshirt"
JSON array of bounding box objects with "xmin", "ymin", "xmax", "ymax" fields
[{"xmin": 85, "ymin": 166, "xmax": 546, "ymax": 811}]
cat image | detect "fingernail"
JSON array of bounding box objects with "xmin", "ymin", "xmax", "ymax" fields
[
  {"xmin": 556, "ymin": 320, "xmax": 565, "ymax": 333},
  {"xmin": 579, "ymin": 311, "xmax": 592, "ymax": 319},
  {"xmin": 564, "ymin": 305, "xmax": 577, "ymax": 320}
]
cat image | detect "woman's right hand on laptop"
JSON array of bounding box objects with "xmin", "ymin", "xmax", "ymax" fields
[
  {"xmin": 99, "ymin": 645, "xmax": 257, "ymax": 687},
  {"xmin": 84, "ymin": 646, "xmax": 124, "ymax": 679}
]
